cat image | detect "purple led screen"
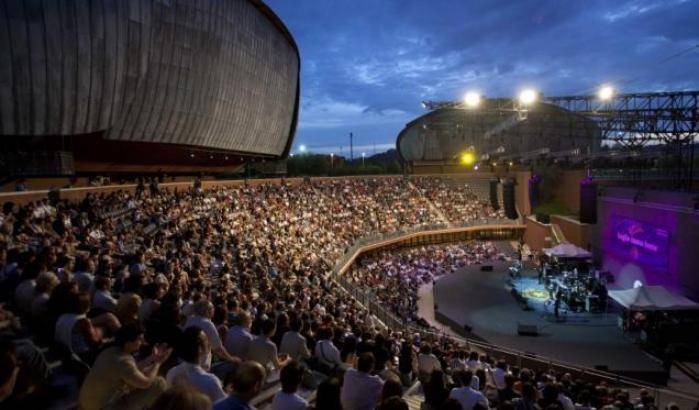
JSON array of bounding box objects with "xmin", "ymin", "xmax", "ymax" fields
[{"xmin": 610, "ymin": 216, "xmax": 670, "ymax": 270}]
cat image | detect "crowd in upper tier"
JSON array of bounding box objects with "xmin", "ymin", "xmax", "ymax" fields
[
  {"xmin": 0, "ymin": 177, "xmax": 665, "ymax": 410},
  {"xmin": 412, "ymin": 177, "xmax": 505, "ymax": 225}
]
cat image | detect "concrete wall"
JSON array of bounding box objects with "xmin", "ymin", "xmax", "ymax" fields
[
  {"xmin": 523, "ymin": 216, "xmax": 554, "ymax": 251},
  {"xmin": 550, "ymin": 215, "xmax": 593, "ymax": 250},
  {"xmin": 0, "ymin": 0, "xmax": 299, "ymax": 156}
]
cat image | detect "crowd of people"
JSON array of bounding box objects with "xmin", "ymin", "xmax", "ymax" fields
[
  {"xmin": 412, "ymin": 177, "xmax": 505, "ymax": 225},
  {"xmin": 350, "ymin": 242, "xmax": 504, "ymax": 324},
  {"xmin": 0, "ymin": 176, "xmax": 668, "ymax": 409}
]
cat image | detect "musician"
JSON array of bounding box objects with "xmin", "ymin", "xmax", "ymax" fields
[{"xmin": 554, "ymin": 290, "xmax": 563, "ymax": 319}]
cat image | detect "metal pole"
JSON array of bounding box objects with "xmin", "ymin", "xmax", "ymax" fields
[{"xmin": 350, "ymin": 132, "xmax": 354, "ymax": 162}]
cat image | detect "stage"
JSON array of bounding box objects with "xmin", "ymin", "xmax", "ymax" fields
[{"xmin": 432, "ymin": 262, "xmax": 666, "ymax": 383}]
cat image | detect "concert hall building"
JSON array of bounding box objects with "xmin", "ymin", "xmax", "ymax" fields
[
  {"xmin": 0, "ymin": 0, "xmax": 299, "ymax": 174},
  {"xmin": 397, "ymin": 101, "xmax": 601, "ymax": 170}
]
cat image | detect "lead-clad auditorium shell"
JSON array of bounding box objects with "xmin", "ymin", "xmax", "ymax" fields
[
  {"xmin": 397, "ymin": 101, "xmax": 601, "ymax": 164},
  {"xmin": 0, "ymin": 0, "xmax": 299, "ymax": 172}
]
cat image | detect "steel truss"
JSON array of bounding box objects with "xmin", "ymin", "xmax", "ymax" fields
[{"xmin": 422, "ymin": 91, "xmax": 699, "ymax": 189}]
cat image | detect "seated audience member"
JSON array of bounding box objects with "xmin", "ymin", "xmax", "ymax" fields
[
  {"xmin": 417, "ymin": 343, "xmax": 441, "ymax": 383},
  {"xmin": 272, "ymin": 360, "xmax": 308, "ymax": 410},
  {"xmin": 30, "ymin": 271, "xmax": 59, "ymax": 320},
  {"xmin": 78, "ymin": 324, "xmax": 171, "ymax": 410},
  {"xmin": 149, "ymin": 386, "xmax": 212, "ymax": 410},
  {"xmin": 378, "ymin": 396, "xmax": 409, "ymax": 410},
  {"xmin": 225, "ymin": 311, "xmax": 254, "ymax": 360},
  {"xmin": 512, "ymin": 383, "xmax": 540, "ymax": 410},
  {"xmin": 185, "ymin": 300, "xmax": 240, "ymax": 369},
  {"xmin": 166, "ymin": 327, "xmax": 226, "ymax": 403},
  {"xmin": 280, "ymin": 316, "xmax": 311, "ymax": 362},
  {"xmin": 116, "ymin": 292, "xmax": 142, "ymax": 327},
  {"xmin": 498, "ymin": 374, "xmax": 521, "ymax": 403},
  {"xmin": 379, "ymin": 379, "xmax": 403, "ymax": 407},
  {"xmin": 0, "ymin": 341, "xmax": 19, "ymax": 405},
  {"xmin": 423, "ymin": 370, "xmax": 449, "ymax": 410},
  {"xmin": 314, "ymin": 326, "xmax": 343, "ymax": 372},
  {"xmin": 341, "ymin": 352, "xmax": 384, "ymax": 410},
  {"xmin": 449, "ymin": 370, "xmax": 489, "ymax": 410},
  {"xmin": 93, "ymin": 275, "xmax": 118, "ymax": 312},
  {"xmin": 312, "ymin": 378, "xmax": 342, "ymax": 410},
  {"xmin": 214, "ymin": 361, "xmax": 266, "ymax": 410},
  {"xmin": 55, "ymin": 292, "xmax": 118, "ymax": 363},
  {"xmin": 398, "ymin": 341, "xmax": 416, "ymax": 387},
  {"xmin": 248, "ymin": 318, "xmax": 290, "ymax": 372},
  {"xmin": 492, "ymin": 359, "xmax": 510, "ymax": 391}
]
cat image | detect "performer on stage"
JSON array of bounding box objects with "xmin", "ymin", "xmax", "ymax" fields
[{"xmin": 554, "ymin": 290, "xmax": 563, "ymax": 320}]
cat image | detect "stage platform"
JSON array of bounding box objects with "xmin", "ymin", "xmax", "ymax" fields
[{"xmin": 432, "ymin": 262, "xmax": 667, "ymax": 383}]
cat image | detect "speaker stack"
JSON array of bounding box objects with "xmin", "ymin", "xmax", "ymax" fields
[
  {"xmin": 579, "ymin": 180, "xmax": 597, "ymax": 224},
  {"xmin": 503, "ymin": 179, "xmax": 517, "ymax": 219},
  {"xmin": 489, "ymin": 179, "xmax": 500, "ymax": 210}
]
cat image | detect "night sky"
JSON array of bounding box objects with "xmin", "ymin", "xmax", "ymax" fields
[{"xmin": 266, "ymin": 0, "xmax": 699, "ymax": 155}]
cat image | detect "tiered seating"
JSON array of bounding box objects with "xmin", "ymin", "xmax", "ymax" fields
[
  {"xmin": 412, "ymin": 176, "xmax": 506, "ymax": 225},
  {"xmin": 0, "ymin": 177, "xmax": 660, "ymax": 410}
]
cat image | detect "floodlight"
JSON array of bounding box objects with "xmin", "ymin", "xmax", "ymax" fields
[
  {"xmin": 299, "ymin": 144, "xmax": 307, "ymax": 153},
  {"xmin": 519, "ymin": 89, "xmax": 537, "ymax": 105},
  {"xmin": 598, "ymin": 85, "xmax": 614, "ymax": 101},
  {"xmin": 459, "ymin": 151, "xmax": 476, "ymax": 166},
  {"xmin": 463, "ymin": 91, "xmax": 481, "ymax": 108}
]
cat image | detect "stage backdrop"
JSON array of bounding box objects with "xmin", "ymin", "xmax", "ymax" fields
[{"xmin": 595, "ymin": 188, "xmax": 699, "ymax": 300}]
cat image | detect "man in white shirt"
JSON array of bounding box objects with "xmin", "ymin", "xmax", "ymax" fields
[
  {"xmin": 166, "ymin": 327, "xmax": 226, "ymax": 403},
  {"xmin": 272, "ymin": 360, "xmax": 308, "ymax": 410},
  {"xmin": 184, "ymin": 300, "xmax": 239, "ymax": 369},
  {"xmin": 449, "ymin": 370, "xmax": 489, "ymax": 410},
  {"xmin": 341, "ymin": 353, "xmax": 384, "ymax": 410},
  {"xmin": 314, "ymin": 327, "xmax": 342, "ymax": 370},
  {"xmin": 492, "ymin": 360, "xmax": 509, "ymax": 390},
  {"xmin": 417, "ymin": 344, "xmax": 441, "ymax": 382},
  {"xmin": 279, "ymin": 317, "xmax": 311, "ymax": 361},
  {"xmin": 225, "ymin": 311, "xmax": 254, "ymax": 360},
  {"xmin": 248, "ymin": 319, "xmax": 290, "ymax": 371}
]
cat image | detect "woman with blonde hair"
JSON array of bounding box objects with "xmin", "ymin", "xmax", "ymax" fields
[{"xmin": 116, "ymin": 293, "xmax": 142, "ymax": 326}]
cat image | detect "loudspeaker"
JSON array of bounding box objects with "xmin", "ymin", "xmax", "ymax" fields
[
  {"xmin": 580, "ymin": 181, "xmax": 597, "ymax": 224},
  {"xmin": 480, "ymin": 265, "xmax": 493, "ymax": 272},
  {"xmin": 489, "ymin": 179, "xmax": 500, "ymax": 210},
  {"xmin": 517, "ymin": 322, "xmax": 539, "ymax": 336},
  {"xmin": 503, "ymin": 180, "xmax": 517, "ymax": 219}
]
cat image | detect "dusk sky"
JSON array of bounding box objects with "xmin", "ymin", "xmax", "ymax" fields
[{"xmin": 266, "ymin": 0, "xmax": 699, "ymax": 155}]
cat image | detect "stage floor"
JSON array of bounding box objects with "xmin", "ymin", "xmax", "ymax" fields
[{"xmin": 433, "ymin": 262, "xmax": 664, "ymax": 374}]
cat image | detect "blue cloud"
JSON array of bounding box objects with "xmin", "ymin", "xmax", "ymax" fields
[{"xmin": 266, "ymin": 0, "xmax": 699, "ymax": 154}]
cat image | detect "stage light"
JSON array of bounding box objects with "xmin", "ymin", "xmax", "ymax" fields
[
  {"xmin": 598, "ymin": 85, "xmax": 614, "ymax": 101},
  {"xmin": 519, "ymin": 89, "xmax": 537, "ymax": 105},
  {"xmin": 299, "ymin": 144, "xmax": 307, "ymax": 153},
  {"xmin": 463, "ymin": 91, "xmax": 481, "ymax": 108},
  {"xmin": 459, "ymin": 151, "xmax": 476, "ymax": 166}
]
